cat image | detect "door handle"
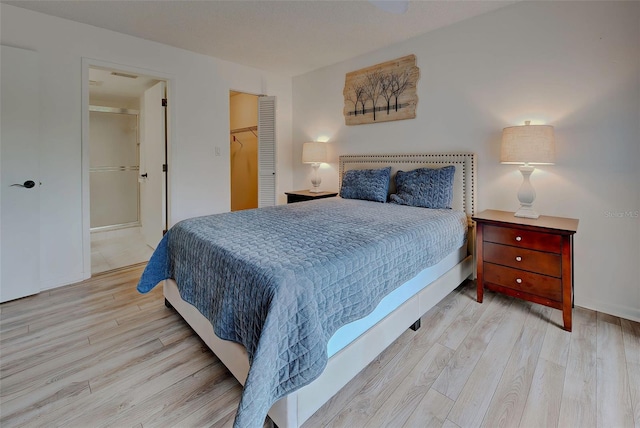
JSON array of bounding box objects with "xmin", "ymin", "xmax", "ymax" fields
[
  {"xmin": 140, "ymin": 173, "xmax": 148, "ymax": 178},
  {"xmin": 11, "ymin": 180, "xmax": 36, "ymax": 189}
]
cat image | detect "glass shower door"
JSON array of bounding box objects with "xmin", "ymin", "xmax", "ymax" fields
[{"xmin": 89, "ymin": 108, "xmax": 139, "ymax": 230}]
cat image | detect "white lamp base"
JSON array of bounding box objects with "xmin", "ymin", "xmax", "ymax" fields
[
  {"xmin": 514, "ymin": 206, "xmax": 540, "ymax": 219},
  {"xmin": 514, "ymin": 165, "xmax": 540, "ymax": 219},
  {"xmin": 309, "ymin": 163, "xmax": 322, "ymax": 193}
]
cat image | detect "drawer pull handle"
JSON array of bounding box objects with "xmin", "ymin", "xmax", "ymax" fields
[
  {"xmin": 516, "ymin": 278, "xmax": 523, "ymax": 284},
  {"xmin": 515, "ymin": 236, "xmax": 522, "ymax": 242},
  {"xmin": 515, "ymin": 256, "xmax": 522, "ymax": 262}
]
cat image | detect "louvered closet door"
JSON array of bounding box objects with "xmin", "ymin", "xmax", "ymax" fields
[{"xmin": 258, "ymin": 96, "xmax": 276, "ymax": 207}]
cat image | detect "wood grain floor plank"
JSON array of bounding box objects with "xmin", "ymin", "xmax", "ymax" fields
[
  {"xmin": 173, "ymin": 379, "xmax": 243, "ymax": 428},
  {"xmin": 596, "ymin": 312, "xmax": 635, "ymax": 428},
  {"xmin": 620, "ymin": 318, "xmax": 640, "ymax": 427},
  {"xmin": 49, "ymin": 339, "xmax": 215, "ymax": 428},
  {"xmin": 432, "ymin": 292, "xmax": 513, "ymax": 401},
  {"xmin": 436, "ymin": 291, "xmax": 493, "ymax": 351},
  {"xmin": 0, "ymin": 266, "xmax": 143, "ymax": 323},
  {"xmin": 23, "ymin": 290, "xmax": 145, "ymax": 332},
  {"xmin": 0, "ymin": 324, "xmax": 28, "ymax": 341},
  {"xmin": 626, "ymin": 362, "xmax": 640, "ymax": 428},
  {"xmin": 0, "ymin": 338, "xmax": 165, "ymax": 416},
  {"xmin": 364, "ymin": 343, "xmax": 454, "ymax": 428},
  {"xmin": 0, "ymin": 380, "xmax": 92, "ymax": 427},
  {"xmin": 621, "ymin": 318, "xmax": 640, "ymax": 364},
  {"xmin": 98, "ymin": 361, "xmax": 236, "ymax": 427},
  {"xmin": 402, "ymin": 388, "xmax": 454, "ymax": 428},
  {"xmin": 305, "ymin": 287, "xmax": 465, "ymax": 428},
  {"xmin": 326, "ymin": 286, "xmax": 474, "ymax": 427},
  {"xmin": 447, "ymin": 298, "xmax": 531, "ymax": 428},
  {"xmin": 479, "ymin": 304, "xmax": 550, "ymax": 428},
  {"xmin": 442, "ymin": 419, "xmax": 462, "ymax": 428},
  {"xmin": 538, "ymin": 307, "xmax": 571, "ymax": 367},
  {"xmin": 1, "ymin": 284, "xmax": 149, "ymax": 354},
  {"xmin": 519, "ymin": 357, "xmax": 565, "ymax": 428},
  {"xmin": 0, "ymin": 284, "xmax": 90, "ymax": 320},
  {"xmin": 301, "ymin": 326, "xmax": 416, "ymax": 428},
  {"xmin": 87, "ymin": 333, "xmax": 204, "ymax": 392},
  {"xmin": 0, "ymin": 292, "xmax": 118, "ymax": 333},
  {"xmin": 0, "ymin": 334, "xmax": 91, "ymax": 379},
  {"xmin": 87, "ymin": 302, "xmax": 177, "ymax": 344},
  {"xmin": 0, "ymin": 317, "xmax": 117, "ymax": 372},
  {"xmin": 1, "ymin": 302, "xmax": 138, "ymax": 350},
  {"xmin": 326, "ymin": 331, "xmax": 428, "ymax": 427},
  {"xmin": 0, "ymin": 313, "xmax": 179, "ymax": 398},
  {"xmin": 0, "ymin": 311, "xmax": 183, "ymax": 400},
  {"xmin": 558, "ymin": 307, "xmax": 597, "ymax": 428},
  {"xmin": 15, "ymin": 335, "xmax": 229, "ymax": 427},
  {"xmin": 0, "ymin": 297, "xmax": 148, "ymax": 367},
  {"xmin": 211, "ymin": 409, "xmax": 237, "ymax": 428},
  {"xmin": 1, "ymin": 271, "xmax": 637, "ymax": 428}
]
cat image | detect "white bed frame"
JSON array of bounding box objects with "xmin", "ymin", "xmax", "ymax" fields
[{"xmin": 163, "ymin": 153, "xmax": 477, "ymax": 427}]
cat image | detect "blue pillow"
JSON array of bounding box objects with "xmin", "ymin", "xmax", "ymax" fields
[
  {"xmin": 340, "ymin": 167, "xmax": 391, "ymax": 203},
  {"xmin": 390, "ymin": 166, "xmax": 455, "ymax": 209}
]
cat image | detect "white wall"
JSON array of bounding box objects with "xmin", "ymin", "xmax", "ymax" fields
[
  {"xmin": 0, "ymin": 4, "xmax": 293, "ymax": 289},
  {"xmin": 292, "ymin": 1, "xmax": 640, "ymax": 321}
]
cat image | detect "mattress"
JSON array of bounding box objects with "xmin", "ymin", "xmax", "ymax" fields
[{"xmin": 327, "ymin": 244, "xmax": 466, "ymax": 357}]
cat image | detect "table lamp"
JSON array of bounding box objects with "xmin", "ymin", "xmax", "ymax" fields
[
  {"xmin": 501, "ymin": 121, "xmax": 556, "ymax": 219},
  {"xmin": 302, "ymin": 142, "xmax": 327, "ymax": 193}
]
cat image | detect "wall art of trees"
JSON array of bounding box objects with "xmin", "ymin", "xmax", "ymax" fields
[{"xmin": 343, "ymin": 54, "xmax": 419, "ymax": 126}]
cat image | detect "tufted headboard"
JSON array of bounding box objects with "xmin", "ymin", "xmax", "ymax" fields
[{"xmin": 338, "ymin": 153, "xmax": 477, "ymax": 216}]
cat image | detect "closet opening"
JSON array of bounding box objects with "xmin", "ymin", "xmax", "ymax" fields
[{"xmin": 230, "ymin": 91, "xmax": 259, "ymax": 211}]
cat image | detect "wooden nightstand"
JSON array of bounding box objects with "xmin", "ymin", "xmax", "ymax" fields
[
  {"xmin": 473, "ymin": 210, "xmax": 578, "ymax": 331},
  {"xmin": 285, "ymin": 190, "xmax": 338, "ymax": 204}
]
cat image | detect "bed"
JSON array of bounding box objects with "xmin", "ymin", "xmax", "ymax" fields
[{"xmin": 138, "ymin": 153, "xmax": 476, "ymax": 428}]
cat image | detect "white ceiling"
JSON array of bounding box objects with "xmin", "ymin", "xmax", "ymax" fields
[
  {"xmin": 5, "ymin": 0, "xmax": 519, "ymax": 76},
  {"xmin": 89, "ymin": 67, "xmax": 160, "ymax": 99}
]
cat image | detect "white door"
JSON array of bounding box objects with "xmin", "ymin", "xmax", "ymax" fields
[
  {"xmin": 140, "ymin": 81, "xmax": 166, "ymax": 249},
  {"xmin": 0, "ymin": 45, "xmax": 40, "ymax": 303},
  {"xmin": 258, "ymin": 96, "xmax": 276, "ymax": 207}
]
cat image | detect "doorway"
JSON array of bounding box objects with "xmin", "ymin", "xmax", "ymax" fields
[
  {"xmin": 230, "ymin": 91, "xmax": 259, "ymax": 211},
  {"xmin": 229, "ymin": 92, "xmax": 277, "ymax": 210},
  {"xmin": 86, "ymin": 65, "xmax": 168, "ymax": 275}
]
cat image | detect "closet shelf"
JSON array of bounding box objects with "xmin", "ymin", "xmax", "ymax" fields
[{"xmin": 230, "ymin": 126, "xmax": 258, "ymax": 135}]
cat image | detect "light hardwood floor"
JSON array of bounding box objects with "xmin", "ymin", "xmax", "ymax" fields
[{"xmin": 1, "ymin": 265, "xmax": 638, "ymax": 428}]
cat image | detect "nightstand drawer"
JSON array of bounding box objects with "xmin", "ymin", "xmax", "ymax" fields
[
  {"xmin": 484, "ymin": 225, "xmax": 561, "ymax": 253},
  {"xmin": 484, "ymin": 263, "xmax": 562, "ymax": 302},
  {"xmin": 484, "ymin": 242, "xmax": 561, "ymax": 277}
]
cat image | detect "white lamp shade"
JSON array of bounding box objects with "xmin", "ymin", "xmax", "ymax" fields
[
  {"xmin": 302, "ymin": 142, "xmax": 327, "ymax": 164},
  {"xmin": 501, "ymin": 121, "xmax": 556, "ymax": 165}
]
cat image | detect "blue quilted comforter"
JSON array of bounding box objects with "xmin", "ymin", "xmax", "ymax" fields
[{"xmin": 137, "ymin": 198, "xmax": 467, "ymax": 427}]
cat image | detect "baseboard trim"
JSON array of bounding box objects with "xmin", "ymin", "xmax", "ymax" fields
[
  {"xmin": 40, "ymin": 272, "xmax": 86, "ymax": 292},
  {"xmin": 91, "ymin": 262, "xmax": 147, "ymax": 278},
  {"xmin": 576, "ymin": 298, "xmax": 640, "ymax": 323},
  {"xmin": 38, "ymin": 262, "xmax": 147, "ymax": 293}
]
